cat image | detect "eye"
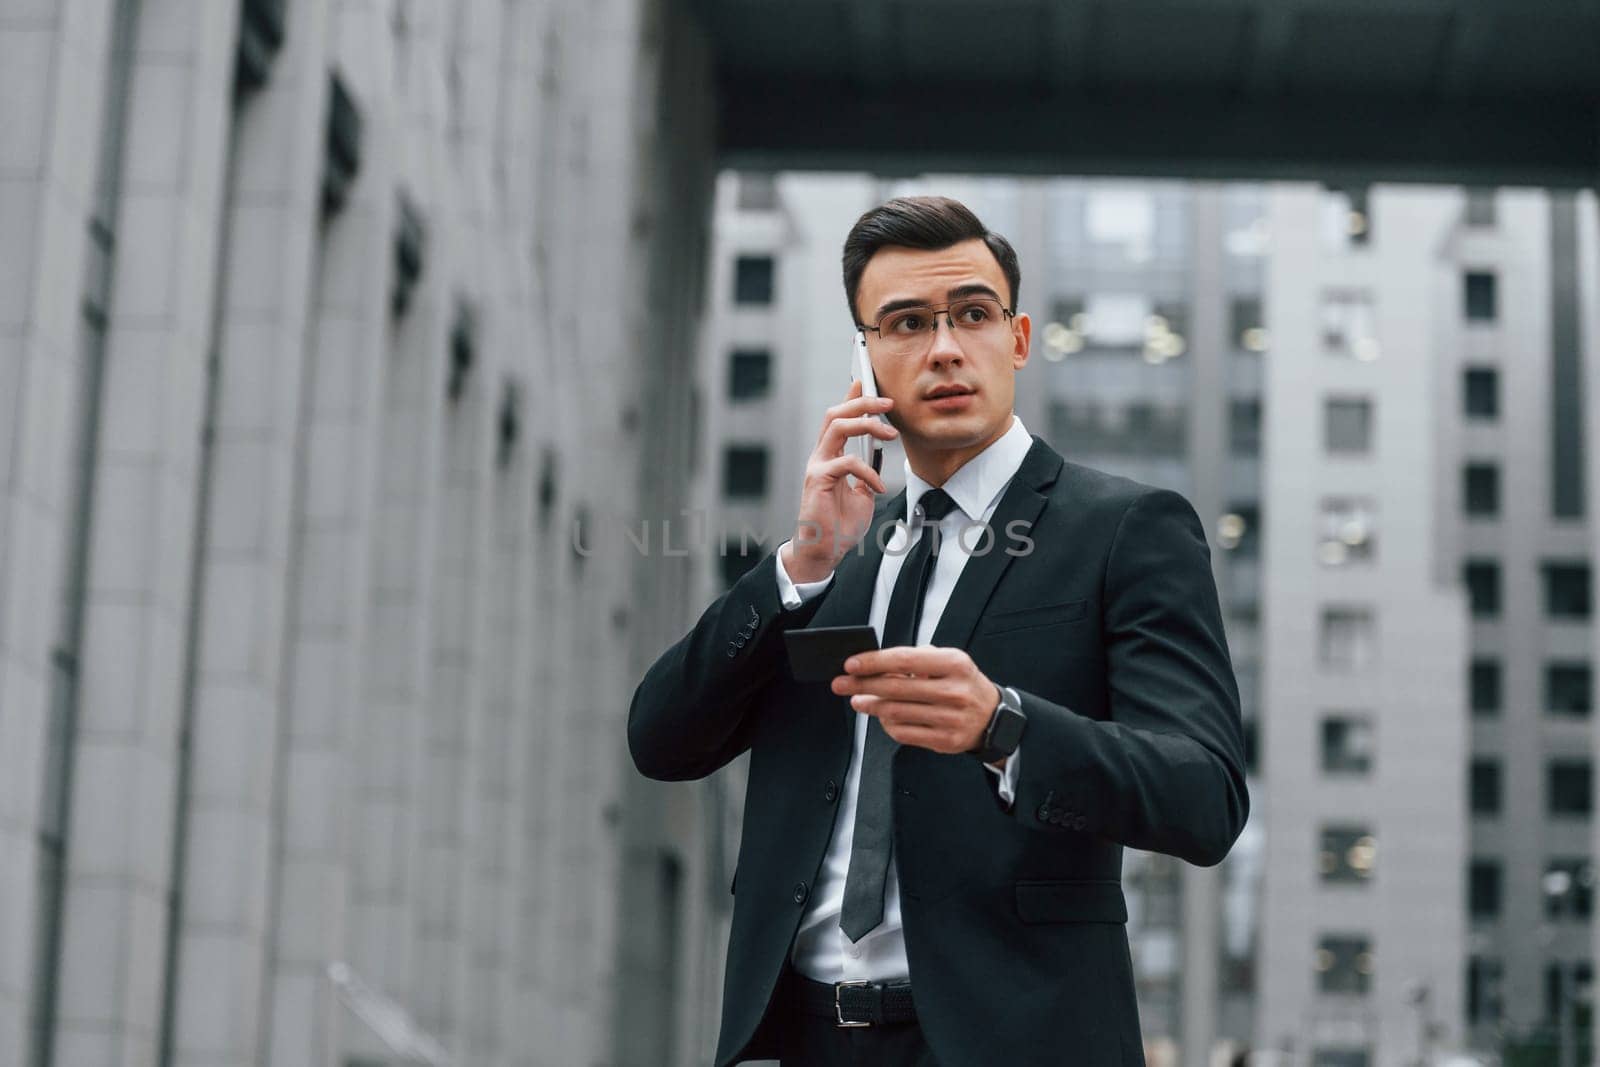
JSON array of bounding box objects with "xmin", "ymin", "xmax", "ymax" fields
[
  {"xmin": 889, "ymin": 312, "xmax": 927, "ymax": 334},
  {"xmin": 955, "ymin": 302, "xmax": 991, "ymax": 324}
]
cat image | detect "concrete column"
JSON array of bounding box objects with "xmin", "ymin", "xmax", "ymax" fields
[
  {"xmin": 0, "ymin": 0, "xmax": 119, "ymax": 1059},
  {"xmin": 258, "ymin": 1, "xmax": 399, "ymax": 1060},
  {"xmin": 48, "ymin": 2, "xmax": 241, "ymax": 1063},
  {"xmin": 163, "ymin": 1, "xmax": 330, "ymax": 1063}
]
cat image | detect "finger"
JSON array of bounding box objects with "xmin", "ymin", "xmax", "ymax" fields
[
  {"xmin": 879, "ymin": 721, "xmax": 965, "ymax": 754},
  {"xmin": 846, "ymin": 647, "xmax": 962, "ymax": 677},
  {"xmin": 836, "ymin": 673, "xmax": 962, "ymax": 703},
  {"xmin": 818, "ymin": 413, "xmax": 899, "ymax": 459},
  {"xmin": 816, "ymin": 398, "xmax": 896, "ymax": 445},
  {"xmin": 811, "ymin": 454, "xmax": 887, "ymax": 494},
  {"xmin": 850, "ymin": 695, "xmax": 965, "ymax": 730}
]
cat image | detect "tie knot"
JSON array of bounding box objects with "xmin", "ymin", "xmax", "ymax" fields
[{"xmin": 916, "ymin": 488, "xmax": 958, "ymax": 523}]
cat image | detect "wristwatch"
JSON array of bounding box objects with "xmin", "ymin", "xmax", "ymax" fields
[{"xmin": 970, "ymin": 684, "xmax": 1026, "ymax": 764}]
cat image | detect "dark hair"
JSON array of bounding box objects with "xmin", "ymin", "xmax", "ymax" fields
[{"xmin": 842, "ymin": 195, "xmax": 1022, "ymax": 325}]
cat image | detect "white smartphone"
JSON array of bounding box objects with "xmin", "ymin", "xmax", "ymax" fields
[{"xmin": 850, "ymin": 330, "xmax": 888, "ymax": 476}]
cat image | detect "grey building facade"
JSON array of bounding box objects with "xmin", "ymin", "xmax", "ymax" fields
[{"xmin": 1, "ymin": 0, "xmax": 720, "ymax": 1064}]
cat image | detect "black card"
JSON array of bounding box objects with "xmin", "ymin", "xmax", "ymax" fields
[{"xmin": 783, "ymin": 625, "xmax": 881, "ymax": 683}]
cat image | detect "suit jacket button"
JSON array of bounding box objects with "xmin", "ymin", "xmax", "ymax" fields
[
  {"xmin": 726, "ymin": 645, "xmax": 738, "ymax": 658},
  {"xmin": 824, "ymin": 780, "xmax": 838, "ymax": 802},
  {"xmin": 793, "ymin": 882, "xmax": 809, "ymax": 905},
  {"xmin": 1073, "ymin": 815, "xmax": 1087, "ymax": 830},
  {"xmin": 1036, "ymin": 805, "xmax": 1051, "ymax": 821}
]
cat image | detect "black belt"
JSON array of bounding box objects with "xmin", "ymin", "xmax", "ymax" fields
[{"xmin": 790, "ymin": 973, "xmax": 918, "ymax": 1027}]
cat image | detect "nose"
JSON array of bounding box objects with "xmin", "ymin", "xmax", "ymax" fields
[{"xmin": 925, "ymin": 314, "xmax": 965, "ymax": 368}]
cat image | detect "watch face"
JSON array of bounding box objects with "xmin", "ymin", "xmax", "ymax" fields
[{"xmin": 992, "ymin": 706, "xmax": 1026, "ymax": 751}]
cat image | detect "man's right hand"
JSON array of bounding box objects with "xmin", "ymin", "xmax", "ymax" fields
[{"xmin": 781, "ymin": 380, "xmax": 899, "ymax": 584}]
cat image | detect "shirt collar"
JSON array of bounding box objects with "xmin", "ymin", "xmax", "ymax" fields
[{"xmin": 904, "ymin": 414, "xmax": 1032, "ymax": 524}]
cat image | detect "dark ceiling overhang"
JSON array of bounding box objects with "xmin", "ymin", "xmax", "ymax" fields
[{"xmin": 701, "ymin": 0, "xmax": 1600, "ymax": 187}]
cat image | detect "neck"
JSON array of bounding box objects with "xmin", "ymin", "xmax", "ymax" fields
[{"xmin": 904, "ymin": 417, "xmax": 1013, "ymax": 488}]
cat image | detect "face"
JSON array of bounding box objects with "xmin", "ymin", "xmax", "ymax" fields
[{"xmin": 854, "ymin": 238, "xmax": 1031, "ymax": 473}]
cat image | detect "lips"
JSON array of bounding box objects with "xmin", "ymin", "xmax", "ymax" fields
[{"xmin": 924, "ymin": 386, "xmax": 976, "ymax": 400}]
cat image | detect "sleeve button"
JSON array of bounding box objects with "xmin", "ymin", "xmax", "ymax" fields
[
  {"xmin": 792, "ymin": 882, "xmax": 809, "ymax": 905},
  {"xmin": 824, "ymin": 780, "xmax": 838, "ymax": 802}
]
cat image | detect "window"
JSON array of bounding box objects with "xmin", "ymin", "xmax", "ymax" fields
[
  {"xmin": 722, "ymin": 445, "xmax": 768, "ymax": 499},
  {"xmin": 1548, "ymin": 760, "xmax": 1592, "ymax": 817},
  {"xmin": 1463, "ymin": 367, "xmax": 1498, "ymax": 419},
  {"xmin": 1319, "ymin": 607, "xmax": 1376, "ymax": 671},
  {"xmin": 1471, "ymin": 759, "xmax": 1502, "ymax": 816},
  {"xmin": 1545, "ymin": 663, "xmax": 1591, "ymax": 716},
  {"xmin": 1218, "ymin": 503, "xmax": 1259, "ymax": 557},
  {"xmin": 1543, "ymin": 859, "xmax": 1594, "ymax": 919},
  {"xmin": 1464, "ymin": 560, "xmax": 1501, "ymax": 618},
  {"xmin": 718, "ymin": 536, "xmax": 765, "ymax": 589},
  {"xmin": 1321, "ymin": 716, "xmax": 1374, "ymax": 776},
  {"xmin": 727, "ymin": 349, "xmax": 771, "ymax": 401},
  {"xmin": 1049, "ymin": 295, "xmax": 1085, "ymax": 327},
  {"xmin": 1320, "ymin": 826, "xmax": 1376, "ymax": 884},
  {"xmin": 1467, "ymin": 957, "xmax": 1504, "ymax": 1024},
  {"xmin": 1320, "ymin": 186, "xmax": 1372, "ymax": 248},
  {"xmin": 1316, "ymin": 935, "xmax": 1373, "ymax": 995},
  {"xmin": 736, "ymin": 172, "xmax": 778, "ymax": 211},
  {"xmin": 1085, "ymin": 189, "xmax": 1154, "ymax": 259},
  {"xmin": 1465, "ymin": 189, "xmax": 1497, "ymax": 228},
  {"xmin": 1318, "ymin": 496, "xmax": 1376, "ymax": 566},
  {"xmin": 1463, "ymin": 463, "xmax": 1500, "ymax": 517},
  {"xmin": 1542, "ymin": 561, "xmax": 1591, "ymax": 619},
  {"xmin": 1469, "ymin": 860, "xmax": 1502, "ymax": 919},
  {"xmin": 1229, "ymin": 398, "xmax": 1261, "ymax": 456},
  {"xmin": 1231, "ymin": 297, "xmax": 1267, "ymax": 352},
  {"xmin": 1470, "ymin": 658, "xmax": 1502, "ymax": 716},
  {"xmin": 734, "ymin": 255, "xmax": 775, "ymax": 305},
  {"xmin": 1325, "ymin": 397, "xmax": 1373, "ymax": 455},
  {"xmin": 1544, "ymin": 962, "xmax": 1593, "ymax": 1025},
  {"xmin": 1320, "ymin": 290, "xmax": 1379, "ymax": 360},
  {"xmin": 1464, "ymin": 271, "xmax": 1497, "ymax": 322},
  {"xmin": 1313, "ymin": 1050, "xmax": 1370, "ymax": 1067}
]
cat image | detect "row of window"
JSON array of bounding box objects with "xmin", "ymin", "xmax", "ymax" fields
[
  {"xmin": 1317, "ymin": 839, "xmax": 1594, "ymax": 900},
  {"xmin": 1471, "ymin": 758, "xmax": 1592, "ymax": 818},
  {"xmin": 1468, "ymin": 956, "xmax": 1592, "ymax": 1027},
  {"xmin": 1318, "ymin": 716, "xmax": 1595, "ymax": 812},
  {"xmin": 1464, "ymin": 560, "xmax": 1591, "ymax": 619},
  {"xmin": 1470, "ymin": 658, "xmax": 1592, "ymax": 717},
  {"xmin": 1469, "ymin": 858, "xmax": 1593, "ymax": 920}
]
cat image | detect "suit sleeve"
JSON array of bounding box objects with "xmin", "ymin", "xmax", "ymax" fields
[
  {"xmin": 1009, "ymin": 489, "xmax": 1250, "ymax": 866},
  {"xmin": 628, "ymin": 549, "xmax": 829, "ymax": 782}
]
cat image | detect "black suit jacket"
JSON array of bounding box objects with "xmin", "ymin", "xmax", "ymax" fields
[{"xmin": 628, "ymin": 436, "xmax": 1249, "ymax": 1066}]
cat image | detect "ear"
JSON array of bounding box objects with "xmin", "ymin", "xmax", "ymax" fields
[{"xmin": 1011, "ymin": 312, "xmax": 1032, "ymax": 370}]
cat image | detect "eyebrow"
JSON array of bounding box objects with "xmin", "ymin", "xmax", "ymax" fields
[{"xmin": 871, "ymin": 283, "xmax": 1003, "ymax": 323}]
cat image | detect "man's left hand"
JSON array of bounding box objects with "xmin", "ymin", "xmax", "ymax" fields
[{"xmin": 832, "ymin": 646, "xmax": 1002, "ymax": 764}]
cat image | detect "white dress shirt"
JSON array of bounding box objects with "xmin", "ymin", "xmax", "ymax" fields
[{"xmin": 772, "ymin": 414, "xmax": 1032, "ymax": 983}]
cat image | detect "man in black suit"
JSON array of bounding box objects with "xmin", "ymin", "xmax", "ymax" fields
[{"xmin": 629, "ymin": 196, "xmax": 1249, "ymax": 1066}]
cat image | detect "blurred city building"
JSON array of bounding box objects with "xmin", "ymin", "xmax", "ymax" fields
[{"xmin": 1, "ymin": 0, "xmax": 716, "ymax": 1064}]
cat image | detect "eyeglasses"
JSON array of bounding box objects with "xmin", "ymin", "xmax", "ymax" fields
[{"xmin": 859, "ymin": 296, "xmax": 1016, "ymax": 358}]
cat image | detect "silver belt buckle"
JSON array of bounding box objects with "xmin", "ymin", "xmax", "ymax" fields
[{"xmin": 835, "ymin": 979, "xmax": 873, "ymax": 1028}]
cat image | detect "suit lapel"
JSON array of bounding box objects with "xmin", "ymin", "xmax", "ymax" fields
[{"xmin": 929, "ymin": 436, "xmax": 1063, "ymax": 650}]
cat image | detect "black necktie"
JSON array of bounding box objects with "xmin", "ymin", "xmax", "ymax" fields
[{"xmin": 840, "ymin": 488, "xmax": 958, "ymax": 943}]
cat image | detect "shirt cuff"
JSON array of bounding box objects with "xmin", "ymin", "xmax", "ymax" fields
[
  {"xmin": 981, "ymin": 743, "xmax": 1022, "ymax": 809},
  {"xmin": 774, "ymin": 540, "xmax": 835, "ymax": 610}
]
